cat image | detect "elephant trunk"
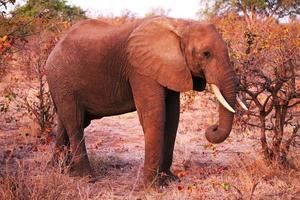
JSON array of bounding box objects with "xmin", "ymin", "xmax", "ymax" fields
[{"xmin": 205, "ymin": 70, "xmax": 237, "ymax": 143}]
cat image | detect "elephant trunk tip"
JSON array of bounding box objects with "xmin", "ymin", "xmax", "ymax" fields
[{"xmin": 205, "ymin": 124, "xmax": 230, "ymax": 144}]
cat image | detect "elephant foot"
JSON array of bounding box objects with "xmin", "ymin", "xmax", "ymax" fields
[
  {"xmin": 163, "ymin": 170, "xmax": 180, "ymax": 182},
  {"xmin": 69, "ymin": 158, "xmax": 94, "ymax": 178},
  {"xmin": 144, "ymin": 170, "xmax": 180, "ymax": 188},
  {"xmin": 70, "ymin": 166, "xmax": 97, "ymax": 184},
  {"xmin": 69, "ymin": 166, "xmax": 95, "ymax": 180},
  {"xmin": 158, "ymin": 171, "xmax": 180, "ymax": 187},
  {"xmin": 69, "ymin": 163, "xmax": 98, "ymax": 184}
]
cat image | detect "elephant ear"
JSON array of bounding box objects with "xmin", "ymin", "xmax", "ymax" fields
[{"xmin": 127, "ymin": 18, "xmax": 193, "ymax": 92}]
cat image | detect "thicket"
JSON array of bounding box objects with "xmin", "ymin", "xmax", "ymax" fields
[
  {"xmin": 202, "ymin": 0, "xmax": 300, "ymax": 168},
  {"xmin": 0, "ymin": 0, "xmax": 85, "ymax": 137}
]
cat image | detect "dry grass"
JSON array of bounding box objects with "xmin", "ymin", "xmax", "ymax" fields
[
  {"xmin": 1, "ymin": 118, "xmax": 299, "ymax": 200},
  {"xmin": 217, "ymin": 154, "xmax": 300, "ymax": 200}
]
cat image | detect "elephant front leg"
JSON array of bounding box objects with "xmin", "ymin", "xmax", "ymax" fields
[
  {"xmin": 130, "ymin": 74, "xmax": 166, "ymax": 186},
  {"xmin": 141, "ymin": 109, "xmax": 166, "ymax": 186}
]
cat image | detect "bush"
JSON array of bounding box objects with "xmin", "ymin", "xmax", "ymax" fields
[{"xmin": 213, "ymin": 13, "xmax": 300, "ymax": 167}]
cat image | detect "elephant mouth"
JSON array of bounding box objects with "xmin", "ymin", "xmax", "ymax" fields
[
  {"xmin": 192, "ymin": 75, "xmax": 206, "ymax": 92},
  {"xmin": 191, "ymin": 72, "xmax": 248, "ymax": 112}
]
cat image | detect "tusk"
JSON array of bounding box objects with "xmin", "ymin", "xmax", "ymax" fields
[
  {"xmin": 211, "ymin": 84, "xmax": 235, "ymax": 113},
  {"xmin": 237, "ymin": 96, "xmax": 248, "ymax": 111}
]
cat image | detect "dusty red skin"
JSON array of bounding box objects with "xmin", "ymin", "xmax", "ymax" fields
[{"xmin": 46, "ymin": 16, "xmax": 237, "ymax": 186}]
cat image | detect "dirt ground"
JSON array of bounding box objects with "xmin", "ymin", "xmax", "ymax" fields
[{"xmin": 1, "ymin": 91, "xmax": 300, "ymax": 199}]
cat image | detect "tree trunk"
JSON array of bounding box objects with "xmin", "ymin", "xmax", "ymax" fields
[{"xmin": 259, "ymin": 115, "xmax": 272, "ymax": 165}]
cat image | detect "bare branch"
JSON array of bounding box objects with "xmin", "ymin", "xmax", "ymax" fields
[
  {"xmin": 288, "ymin": 100, "xmax": 300, "ymax": 108},
  {"xmin": 284, "ymin": 122, "xmax": 300, "ymax": 154}
]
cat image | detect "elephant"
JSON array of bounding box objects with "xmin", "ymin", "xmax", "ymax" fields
[{"xmin": 45, "ymin": 16, "xmax": 246, "ymax": 186}]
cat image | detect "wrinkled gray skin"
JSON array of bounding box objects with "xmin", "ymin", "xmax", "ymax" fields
[{"xmin": 46, "ymin": 17, "xmax": 237, "ymax": 186}]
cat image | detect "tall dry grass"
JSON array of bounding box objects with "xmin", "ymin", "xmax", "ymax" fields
[{"xmin": 1, "ymin": 135, "xmax": 299, "ymax": 200}]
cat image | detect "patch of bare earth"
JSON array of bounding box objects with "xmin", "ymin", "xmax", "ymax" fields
[{"xmin": 0, "ymin": 94, "xmax": 299, "ymax": 199}]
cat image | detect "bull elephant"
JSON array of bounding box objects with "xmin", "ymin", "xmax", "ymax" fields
[{"xmin": 45, "ymin": 16, "xmax": 246, "ymax": 186}]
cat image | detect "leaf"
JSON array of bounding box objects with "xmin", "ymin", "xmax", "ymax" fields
[
  {"xmin": 5, "ymin": 94, "xmax": 15, "ymax": 101},
  {"xmin": 203, "ymin": 143, "xmax": 217, "ymax": 151},
  {"xmin": 187, "ymin": 183, "xmax": 197, "ymax": 194},
  {"xmin": 177, "ymin": 185, "xmax": 184, "ymax": 191},
  {"xmin": 45, "ymin": 134, "xmax": 53, "ymax": 145},
  {"xmin": 3, "ymin": 41, "xmax": 11, "ymax": 48},
  {"xmin": 177, "ymin": 171, "xmax": 188, "ymax": 178},
  {"xmin": 187, "ymin": 186, "xmax": 193, "ymax": 193},
  {"xmin": 0, "ymin": 35, "xmax": 8, "ymax": 42},
  {"xmin": 221, "ymin": 183, "xmax": 231, "ymax": 191}
]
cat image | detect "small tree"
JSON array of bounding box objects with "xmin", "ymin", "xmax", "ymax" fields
[
  {"xmin": 25, "ymin": 41, "xmax": 55, "ymax": 138},
  {"xmin": 1, "ymin": 0, "xmax": 85, "ymax": 137},
  {"xmin": 214, "ymin": 12, "xmax": 300, "ymax": 167},
  {"xmin": 97, "ymin": 9, "xmax": 137, "ymax": 25},
  {"xmin": 12, "ymin": 36, "xmax": 56, "ymax": 139},
  {"xmin": 200, "ymin": 0, "xmax": 300, "ymax": 168},
  {"xmin": 199, "ymin": 0, "xmax": 300, "ymax": 23},
  {"xmin": 145, "ymin": 7, "xmax": 171, "ymax": 17},
  {"xmin": 12, "ymin": 0, "xmax": 85, "ymax": 21},
  {"xmin": 237, "ymin": 22, "xmax": 300, "ymax": 167},
  {"xmin": 0, "ymin": 0, "xmax": 85, "ymax": 78}
]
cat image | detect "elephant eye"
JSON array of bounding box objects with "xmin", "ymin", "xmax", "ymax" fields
[{"xmin": 202, "ymin": 51, "xmax": 211, "ymax": 59}]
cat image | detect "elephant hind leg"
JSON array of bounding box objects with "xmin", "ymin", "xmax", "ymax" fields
[
  {"xmin": 56, "ymin": 117, "xmax": 70, "ymax": 149},
  {"xmin": 55, "ymin": 96, "xmax": 93, "ymax": 177},
  {"xmin": 51, "ymin": 116, "xmax": 71, "ymax": 169}
]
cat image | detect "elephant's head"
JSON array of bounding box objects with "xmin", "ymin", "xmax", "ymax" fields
[{"xmin": 128, "ymin": 17, "xmax": 244, "ymax": 143}]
